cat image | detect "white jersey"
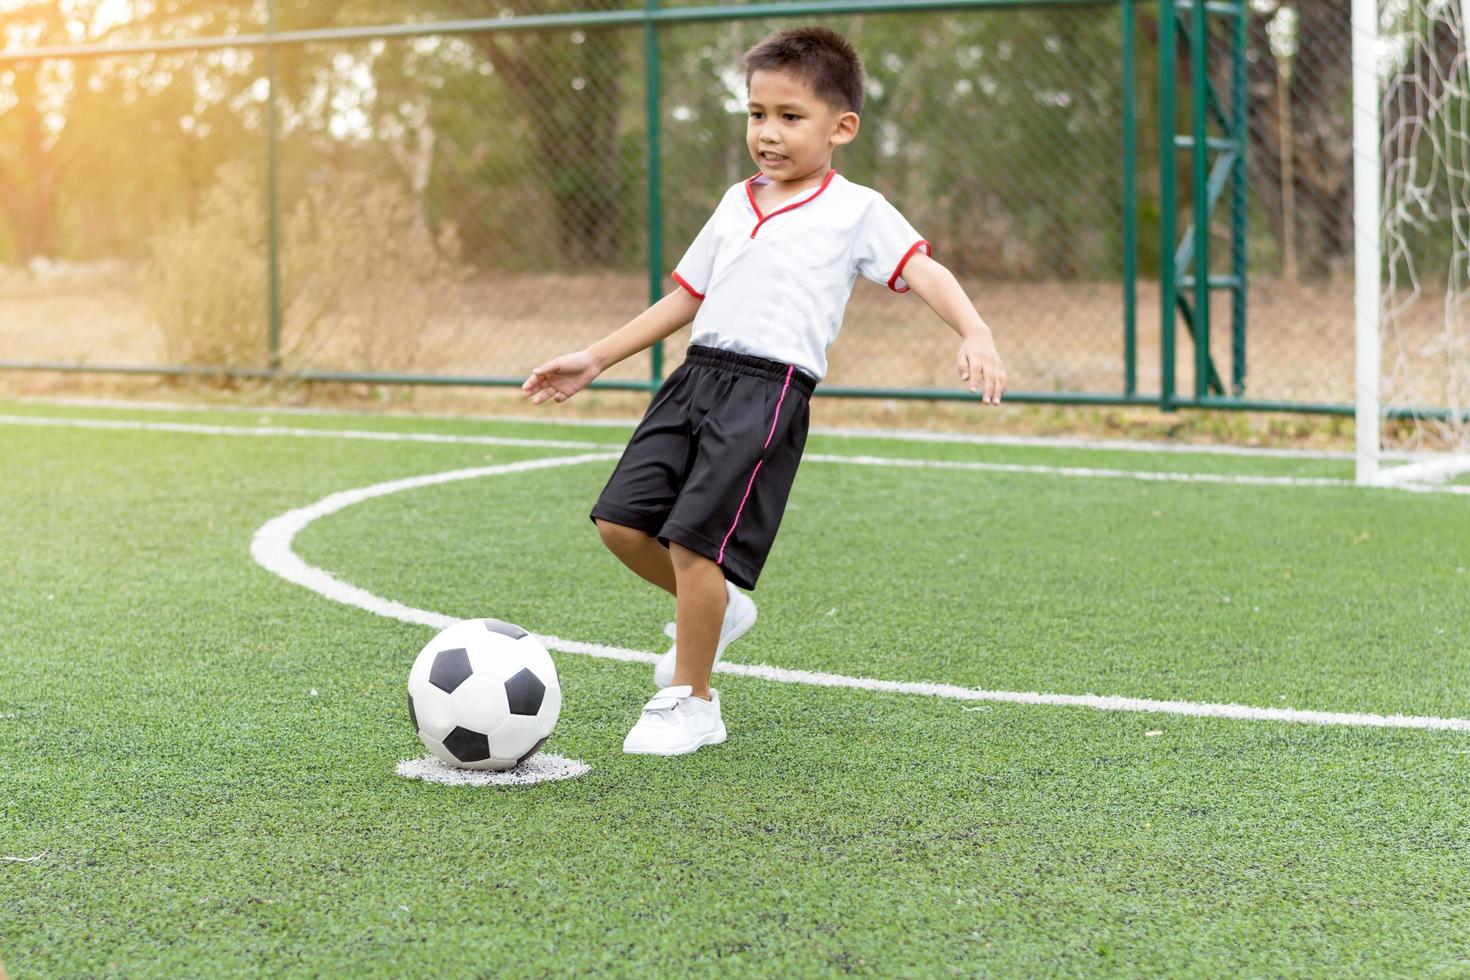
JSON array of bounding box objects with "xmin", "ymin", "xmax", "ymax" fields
[{"xmin": 671, "ymin": 170, "xmax": 930, "ymax": 382}]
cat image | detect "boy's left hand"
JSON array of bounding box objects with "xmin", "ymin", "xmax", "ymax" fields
[{"xmin": 958, "ymin": 336, "xmax": 1007, "ymax": 405}]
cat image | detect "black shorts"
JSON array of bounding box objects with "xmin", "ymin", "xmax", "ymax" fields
[{"xmin": 589, "ymin": 344, "xmax": 816, "ymax": 591}]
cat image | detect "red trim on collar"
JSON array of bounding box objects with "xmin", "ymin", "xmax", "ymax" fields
[
  {"xmin": 745, "ymin": 168, "xmax": 838, "ymax": 239},
  {"xmin": 887, "ymin": 239, "xmax": 932, "ymax": 293}
]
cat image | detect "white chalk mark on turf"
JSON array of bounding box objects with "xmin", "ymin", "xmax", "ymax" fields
[
  {"xmin": 14, "ymin": 411, "xmax": 1470, "ymax": 495},
  {"xmin": 250, "ymin": 458, "xmax": 1470, "ymax": 734},
  {"xmin": 0, "ymin": 413, "xmax": 607, "ymax": 450},
  {"xmin": 397, "ymin": 754, "xmax": 590, "ymax": 786},
  {"xmin": 805, "ymin": 453, "xmax": 1352, "ymax": 488},
  {"xmin": 4, "ymin": 397, "xmax": 1430, "ymax": 460},
  {"xmin": 1376, "ymin": 453, "xmax": 1470, "ymax": 487}
]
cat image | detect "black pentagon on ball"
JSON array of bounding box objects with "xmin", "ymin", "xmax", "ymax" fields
[
  {"xmin": 484, "ymin": 619, "xmax": 529, "ymax": 640},
  {"xmin": 503, "ymin": 667, "xmax": 546, "ymax": 716},
  {"xmin": 442, "ymin": 725, "xmax": 491, "ymax": 763},
  {"xmin": 428, "ymin": 647, "xmax": 472, "ymax": 693},
  {"xmin": 407, "ymin": 692, "xmax": 418, "ymax": 732}
]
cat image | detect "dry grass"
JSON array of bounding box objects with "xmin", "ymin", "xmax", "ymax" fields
[{"xmin": 140, "ymin": 163, "xmax": 471, "ymax": 375}]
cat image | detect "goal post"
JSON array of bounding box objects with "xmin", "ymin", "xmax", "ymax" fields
[{"xmin": 1354, "ymin": 0, "xmax": 1382, "ymax": 486}]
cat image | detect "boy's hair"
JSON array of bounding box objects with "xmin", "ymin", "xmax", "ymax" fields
[{"xmin": 743, "ymin": 27, "xmax": 865, "ymax": 115}]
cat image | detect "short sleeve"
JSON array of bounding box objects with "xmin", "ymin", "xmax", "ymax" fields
[
  {"xmin": 852, "ymin": 196, "xmax": 932, "ymax": 293},
  {"xmin": 671, "ymin": 210, "xmax": 719, "ymax": 300}
]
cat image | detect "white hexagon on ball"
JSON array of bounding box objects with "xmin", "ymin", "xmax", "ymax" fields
[
  {"xmin": 407, "ymin": 684, "xmax": 456, "ymax": 744},
  {"xmin": 406, "ymin": 618, "xmax": 561, "ymax": 771}
]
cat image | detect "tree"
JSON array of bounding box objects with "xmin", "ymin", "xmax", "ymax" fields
[{"xmin": 0, "ymin": 0, "xmax": 270, "ymax": 263}]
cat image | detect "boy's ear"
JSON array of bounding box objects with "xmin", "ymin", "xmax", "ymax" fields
[{"xmin": 829, "ymin": 110, "xmax": 860, "ymax": 147}]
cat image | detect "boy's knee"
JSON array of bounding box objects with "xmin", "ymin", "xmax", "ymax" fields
[
  {"xmin": 669, "ymin": 540, "xmax": 716, "ymax": 570},
  {"xmin": 595, "ymin": 518, "xmax": 650, "ymax": 553}
]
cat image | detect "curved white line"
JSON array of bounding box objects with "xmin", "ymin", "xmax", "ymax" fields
[
  {"xmin": 251, "ymin": 454, "xmax": 620, "ymax": 630},
  {"xmin": 251, "ymin": 457, "xmax": 1470, "ymax": 733}
]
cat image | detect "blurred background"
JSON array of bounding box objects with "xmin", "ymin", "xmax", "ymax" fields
[{"xmin": 0, "ymin": 0, "xmax": 1461, "ymax": 420}]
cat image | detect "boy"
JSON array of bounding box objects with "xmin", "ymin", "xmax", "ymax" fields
[{"xmin": 521, "ymin": 26, "xmax": 1006, "ymax": 756}]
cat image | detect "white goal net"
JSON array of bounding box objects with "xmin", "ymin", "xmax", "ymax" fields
[{"xmin": 1358, "ymin": 0, "xmax": 1470, "ymax": 484}]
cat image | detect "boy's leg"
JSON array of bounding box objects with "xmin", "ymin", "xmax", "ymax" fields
[
  {"xmin": 668, "ymin": 541, "xmax": 727, "ymax": 699},
  {"xmin": 595, "ymin": 519, "xmax": 677, "ymax": 596}
]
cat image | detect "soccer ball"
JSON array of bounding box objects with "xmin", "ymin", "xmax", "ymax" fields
[{"xmin": 407, "ymin": 618, "xmax": 561, "ymax": 771}]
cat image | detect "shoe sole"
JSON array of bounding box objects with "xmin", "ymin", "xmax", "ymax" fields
[
  {"xmin": 623, "ymin": 724, "xmax": 728, "ymax": 756},
  {"xmin": 652, "ymin": 599, "xmax": 757, "ymax": 688}
]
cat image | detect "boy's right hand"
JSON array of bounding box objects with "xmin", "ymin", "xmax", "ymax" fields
[{"xmin": 521, "ymin": 350, "xmax": 602, "ymax": 405}]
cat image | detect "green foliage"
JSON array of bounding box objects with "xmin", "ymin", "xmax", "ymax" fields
[{"xmin": 2, "ymin": 3, "xmax": 1145, "ymax": 281}]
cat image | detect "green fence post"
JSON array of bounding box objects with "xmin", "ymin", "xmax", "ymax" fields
[
  {"xmin": 1121, "ymin": 0, "xmax": 1137, "ymax": 398},
  {"xmin": 265, "ymin": 0, "xmax": 282, "ymax": 374},
  {"xmin": 1190, "ymin": 0, "xmax": 1210, "ymax": 401},
  {"xmin": 1229, "ymin": 0, "xmax": 1247, "ymax": 395},
  {"xmin": 1158, "ymin": 0, "xmax": 1177, "ymax": 410},
  {"xmin": 644, "ymin": 0, "xmax": 664, "ymax": 387}
]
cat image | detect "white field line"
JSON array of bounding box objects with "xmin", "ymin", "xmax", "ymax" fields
[
  {"xmin": 250, "ymin": 454, "xmax": 621, "ymax": 631},
  {"xmin": 804, "ymin": 453, "xmax": 1353, "ymax": 488},
  {"xmin": 12, "ymin": 411, "xmax": 1470, "ymax": 495},
  {"xmin": 6, "ymin": 394, "xmax": 1424, "ymax": 460},
  {"xmin": 0, "ymin": 413, "xmax": 607, "ymax": 450},
  {"xmin": 808, "ymin": 453, "xmax": 1469, "ymax": 495},
  {"xmin": 250, "ymin": 455, "xmax": 1470, "ymax": 733},
  {"xmin": 809, "ymin": 427, "xmax": 1366, "ymax": 459}
]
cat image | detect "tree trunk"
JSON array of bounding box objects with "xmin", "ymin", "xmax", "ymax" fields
[
  {"xmin": 0, "ymin": 63, "xmax": 63, "ymax": 262},
  {"xmin": 1241, "ymin": 8, "xmax": 1287, "ymax": 257},
  {"xmin": 1288, "ymin": 0, "xmax": 1354, "ymax": 277},
  {"xmin": 1218, "ymin": 0, "xmax": 1354, "ymax": 279},
  {"xmin": 464, "ymin": 7, "xmax": 628, "ymax": 269}
]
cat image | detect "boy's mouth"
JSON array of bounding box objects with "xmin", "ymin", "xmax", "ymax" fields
[{"xmin": 759, "ymin": 151, "xmax": 789, "ymax": 164}]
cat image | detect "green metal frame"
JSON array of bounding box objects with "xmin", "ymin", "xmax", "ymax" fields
[
  {"xmin": 644, "ymin": 0, "xmax": 665, "ymax": 384},
  {"xmin": 1157, "ymin": 0, "xmax": 1249, "ymax": 409},
  {"xmin": 1121, "ymin": 0, "xmax": 1139, "ymax": 399},
  {"xmin": 265, "ymin": 0, "xmax": 282, "ymax": 372}
]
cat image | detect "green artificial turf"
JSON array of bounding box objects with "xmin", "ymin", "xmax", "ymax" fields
[{"xmin": 3, "ymin": 402, "xmax": 1469, "ymax": 976}]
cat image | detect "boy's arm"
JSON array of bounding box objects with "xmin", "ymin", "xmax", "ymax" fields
[
  {"xmin": 522, "ymin": 287, "xmax": 702, "ymax": 405},
  {"xmin": 587, "ymin": 287, "xmax": 703, "ymax": 372},
  {"xmin": 899, "ymin": 252, "xmax": 1008, "ymax": 405}
]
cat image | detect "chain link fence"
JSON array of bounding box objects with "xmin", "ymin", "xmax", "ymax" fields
[{"xmin": 0, "ymin": 0, "xmax": 1444, "ymax": 417}]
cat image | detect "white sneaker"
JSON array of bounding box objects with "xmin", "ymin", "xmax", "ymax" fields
[
  {"xmin": 622, "ymin": 685, "xmax": 727, "ymax": 756},
  {"xmin": 652, "ymin": 579, "xmax": 757, "ymax": 689}
]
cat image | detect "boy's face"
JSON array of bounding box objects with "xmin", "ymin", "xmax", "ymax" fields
[{"xmin": 746, "ymin": 68, "xmax": 859, "ymax": 183}]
